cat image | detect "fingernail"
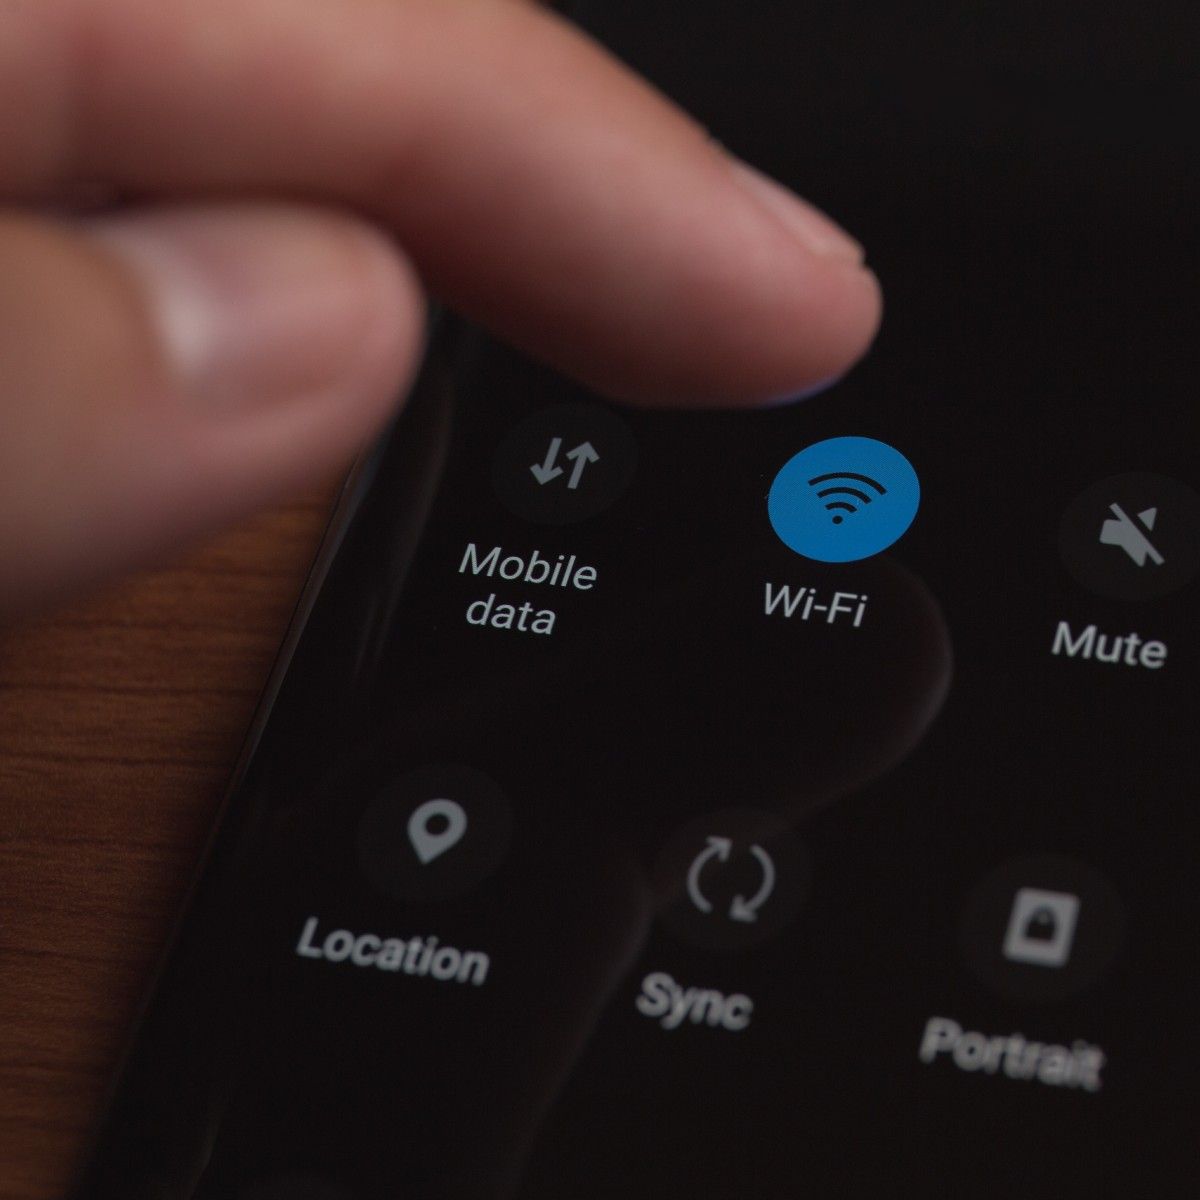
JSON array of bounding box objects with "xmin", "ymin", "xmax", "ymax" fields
[
  {"xmin": 728, "ymin": 159, "xmax": 865, "ymax": 266},
  {"xmin": 87, "ymin": 206, "xmax": 404, "ymax": 413}
]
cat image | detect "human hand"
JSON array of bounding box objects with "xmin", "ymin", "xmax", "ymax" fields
[{"xmin": 0, "ymin": 0, "xmax": 880, "ymax": 616}]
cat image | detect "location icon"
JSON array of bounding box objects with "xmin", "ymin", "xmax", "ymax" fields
[
  {"xmin": 357, "ymin": 766, "xmax": 511, "ymax": 903},
  {"xmin": 408, "ymin": 798, "xmax": 468, "ymax": 864}
]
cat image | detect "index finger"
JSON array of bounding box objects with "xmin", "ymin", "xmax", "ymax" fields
[{"xmin": 2, "ymin": 0, "xmax": 880, "ymax": 404}]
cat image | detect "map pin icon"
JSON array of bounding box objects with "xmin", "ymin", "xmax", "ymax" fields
[{"xmin": 407, "ymin": 798, "xmax": 468, "ymax": 864}]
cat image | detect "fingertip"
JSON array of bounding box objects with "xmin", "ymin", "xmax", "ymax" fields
[
  {"xmin": 646, "ymin": 157, "xmax": 884, "ymax": 407},
  {"xmin": 762, "ymin": 258, "xmax": 883, "ymax": 406},
  {"xmin": 96, "ymin": 200, "xmax": 430, "ymax": 544},
  {"xmin": 549, "ymin": 236, "xmax": 884, "ymax": 411},
  {"xmin": 0, "ymin": 201, "xmax": 425, "ymax": 616},
  {"xmin": 87, "ymin": 201, "xmax": 424, "ymax": 429}
]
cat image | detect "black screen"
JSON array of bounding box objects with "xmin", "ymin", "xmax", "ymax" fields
[{"xmin": 75, "ymin": 4, "xmax": 1200, "ymax": 1197}]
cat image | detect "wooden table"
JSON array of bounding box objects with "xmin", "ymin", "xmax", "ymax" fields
[{"xmin": 0, "ymin": 491, "xmax": 334, "ymax": 1200}]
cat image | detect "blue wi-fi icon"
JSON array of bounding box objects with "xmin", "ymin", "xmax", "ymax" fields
[
  {"xmin": 767, "ymin": 437, "xmax": 920, "ymax": 562},
  {"xmin": 808, "ymin": 471, "xmax": 888, "ymax": 524}
]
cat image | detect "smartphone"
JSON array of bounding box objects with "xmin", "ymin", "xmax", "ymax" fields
[{"xmin": 71, "ymin": 3, "xmax": 1199, "ymax": 1197}]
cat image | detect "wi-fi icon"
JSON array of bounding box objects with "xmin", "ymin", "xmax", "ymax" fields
[
  {"xmin": 808, "ymin": 472, "xmax": 887, "ymax": 524},
  {"xmin": 769, "ymin": 437, "xmax": 918, "ymax": 562}
]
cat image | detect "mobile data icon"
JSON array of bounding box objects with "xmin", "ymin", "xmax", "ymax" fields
[{"xmin": 768, "ymin": 436, "xmax": 920, "ymax": 562}]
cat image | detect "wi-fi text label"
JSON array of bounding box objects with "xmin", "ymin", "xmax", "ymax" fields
[{"xmin": 763, "ymin": 582, "xmax": 869, "ymax": 627}]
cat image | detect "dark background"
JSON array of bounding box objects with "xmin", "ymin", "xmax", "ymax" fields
[{"xmin": 74, "ymin": 3, "xmax": 1199, "ymax": 1197}]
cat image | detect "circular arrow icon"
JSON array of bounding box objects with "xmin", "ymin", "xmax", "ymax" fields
[
  {"xmin": 731, "ymin": 846, "xmax": 776, "ymax": 923},
  {"xmin": 686, "ymin": 837, "xmax": 777, "ymax": 922},
  {"xmin": 656, "ymin": 810, "xmax": 810, "ymax": 951}
]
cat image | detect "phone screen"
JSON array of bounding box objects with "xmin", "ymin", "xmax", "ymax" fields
[{"xmin": 75, "ymin": 4, "xmax": 1199, "ymax": 1197}]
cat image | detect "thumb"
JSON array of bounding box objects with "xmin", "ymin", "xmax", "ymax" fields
[{"xmin": 0, "ymin": 202, "xmax": 422, "ymax": 617}]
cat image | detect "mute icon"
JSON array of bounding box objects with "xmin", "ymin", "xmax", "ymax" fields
[
  {"xmin": 1059, "ymin": 471, "xmax": 1200, "ymax": 601},
  {"xmin": 1099, "ymin": 502, "xmax": 1165, "ymax": 567}
]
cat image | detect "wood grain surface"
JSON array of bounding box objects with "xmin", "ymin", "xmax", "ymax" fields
[{"xmin": 0, "ymin": 490, "xmax": 335, "ymax": 1200}]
